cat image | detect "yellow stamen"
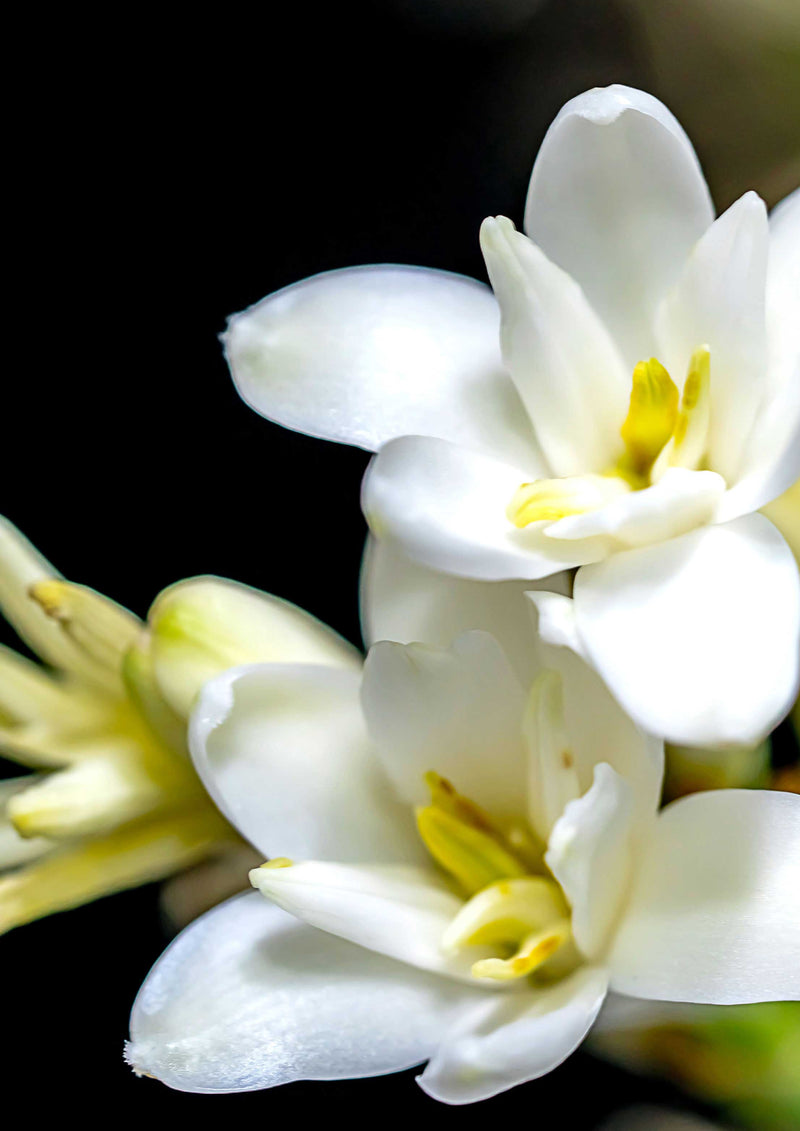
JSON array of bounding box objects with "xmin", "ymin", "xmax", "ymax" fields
[
  {"xmin": 416, "ymin": 773, "xmax": 527, "ymax": 896},
  {"xmin": 260, "ymin": 856, "xmax": 294, "ymax": 869},
  {"xmin": 507, "ymin": 474, "xmax": 629, "ymax": 528},
  {"xmin": 618, "ymin": 358, "xmax": 680, "ymax": 485},
  {"xmin": 670, "ymin": 345, "xmax": 711, "ymax": 471}
]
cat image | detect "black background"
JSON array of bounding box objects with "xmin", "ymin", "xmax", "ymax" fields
[{"xmin": 2, "ymin": 2, "xmax": 790, "ymax": 1124}]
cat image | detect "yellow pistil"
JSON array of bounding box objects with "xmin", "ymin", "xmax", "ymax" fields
[
  {"xmin": 507, "ymin": 473, "xmax": 630, "ymax": 528},
  {"xmin": 618, "ymin": 358, "xmax": 680, "ymax": 486},
  {"xmin": 416, "ymin": 773, "xmax": 528, "ymax": 896},
  {"xmin": 441, "ymin": 875, "xmax": 572, "ymax": 982},
  {"xmin": 471, "ymin": 920, "xmax": 572, "ymax": 981}
]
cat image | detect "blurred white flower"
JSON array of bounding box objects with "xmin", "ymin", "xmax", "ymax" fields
[
  {"xmin": 224, "ymin": 85, "xmax": 800, "ymax": 751},
  {"xmin": 126, "ymin": 621, "xmax": 798, "ymax": 1103}
]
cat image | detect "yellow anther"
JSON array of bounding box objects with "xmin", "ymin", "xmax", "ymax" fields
[
  {"xmin": 619, "ymin": 358, "xmax": 680, "ymax": 485},
  {"xmin": 507, "ymin": 474, "xmax": 629, "ymax": 528},
  {"xmin": 441, "ymin": 875, "xmax": 568, "ymax": 952},
  {"xmin": 670, "ymin": 345, "xmax": 711, "ymax": 471},
  {"xmin": 29, "ymin": 580, "xmax": 141, "ymax": 673},
  {"xmin": 260, "ymin": 857, "xmax": 294, "ymax": 869},
  {"xmin": 471, "ymin": 919, "xmax": 571, "ymax": 981},
  {"xmin": 416, "ymin": 773, "xmax": 527, "ymax": 896}
]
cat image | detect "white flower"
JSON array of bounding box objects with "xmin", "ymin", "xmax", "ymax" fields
[
  {"xmin": 223, "ymin": 85, "xmax": 800, "ymax": 750},
  {"xmin": 0, "ymin": 517, "xmax": 357, "ymax": 932},
  {"xmin": 125, "ymin": 621, "xmax": 799, "ymax": 1104}
]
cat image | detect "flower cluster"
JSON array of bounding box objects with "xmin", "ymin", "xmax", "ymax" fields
[
  {"xmin": 122, "ymin": 86, "xmax": 799, "ymax": 1104},
  {"xmin": 4, "ymin": 84, "xmax": 799, "ymax": 1109}
]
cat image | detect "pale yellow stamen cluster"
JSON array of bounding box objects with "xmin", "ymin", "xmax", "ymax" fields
[
  {"xmin": 508, "ymin": 346, "xmax": 712, "ymax": 528},
  {"xmin": 416, "ymin": 772, "xmax": 573, "ymax": 983}
]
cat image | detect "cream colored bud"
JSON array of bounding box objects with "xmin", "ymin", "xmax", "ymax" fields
[{"xmin": 148, "ymin": 576, "xmax": 361, "ymax": 716}]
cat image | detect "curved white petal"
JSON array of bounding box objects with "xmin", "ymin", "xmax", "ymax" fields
[
  {"xmin": 656, "ymin": 193, "xmax": 769, "ymax": 483},
  {"xmin": 480, "ymin": 217, "xmax": 629, "ymax": 476},
  {"xmin": 224, "ymin": 265, "xmax": 540, "ymax": 465},
  {"xmin": 127, "ymin": 892, "xmax": 479, "ymax": 1092},
  {"xmin": 149, "ymin": 576, "xmax": 361, "ymax": 717},
  {"xmin": 574, "ymin": 515, "xmax": 800, "ymax": 747},
  {"xmin": 545, "ymin": 469, "xmax": 725, "ymax": 547},
  {"xmin": 360, "ymin": 537, "xmax": 568, "ymax": 687},
  {"xmin": 524, "ymin": 85, "xmax": 714, "ymax": 368},
  {"xmin": 609, "ymin": 789, "xmax": 800, "ymax": 1004},
  {"xmin": 545, "ymin": 764, "xmax": 634, "ymax": 961},
  {"xmin": 418, "ymin": 965, "xmax": 608, "ymax": 1104},
  {"xmin": 250, "ymin": 859, "xmax": 492, "ymax": 982},
  {"xmin": 766, "ymin": 187, "xmax": 800, "ymax": 396},
  {"xmin": 715, "ymin": 360, "xmax": 800, "ymax": 522},
  {"xmin": 189, "ymin": 663, "xmax": 420, "ymax": 864},
  {"xmin": 526, "ymin": 593, "xmax": 664, "ymax": 839},
  {"xmin": 361, "ymin": 632, "xmax": 527, "ymax": 820},
  {"xmin": 363, "ymin": 436, "xmax": 612, "ymax": 582}
]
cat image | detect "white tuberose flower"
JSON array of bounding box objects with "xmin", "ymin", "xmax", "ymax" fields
[
  {"xmin": 126, "ymin": 626, "xmax": 799, "ymax": 1104},
  {"xmin": 224, "ymin": 85, "xmax": 800, "ymax": 749}
]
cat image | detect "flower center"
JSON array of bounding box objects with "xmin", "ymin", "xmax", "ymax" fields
[
  {"xmin": 416, "ymin": 772, "xmax": 574, "ymax": 983},
  {"xmin": 507, "ymin": 345, "xmax": 711, "ymax": 528}
]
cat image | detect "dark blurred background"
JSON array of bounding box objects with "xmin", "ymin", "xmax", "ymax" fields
[{"xmin": 2, "ymin": 1, "xmax": 798, "ymax": 1124}]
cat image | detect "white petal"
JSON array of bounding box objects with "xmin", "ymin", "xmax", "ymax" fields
[
  {"xmin": 149, "ymin": 576, "xmax": 361, "ymax": 717},
  {"xmin": 524, "ymin": 85, "xmax": 714, "ymax": 368},
  {"xmin": 361, "ymin": 632, "xmax": 527, "ymax": 820},
  {"xmin": 766, "ymin": 186, "xmax": 800, "ymax": 396},
  {"xmin": 127, "ymin": 892, "xmax": 479, "ymax": 1092},
  {"xmin": 189, "ymin": 663, "xmax": 420, "ymax": 863},
  {"xmin": 609, "ymin": 789, "xmax": 800, "ymax": 1004},
  {"xmin": 480, "ymin": 217, "xmax": 630, "ymax": 476},
  {"xmin": 656, "ymin": 193, "xmax": 769, "ymax": 482},
  {"xmin": 574, "ymin": 515, "xmax": 800, "ymax": 747},
  {"xmin": 224, "ymin": 265, "xmax": 540, "ymax": 465},
  {"xmin": 363, "ymin": 435, "xmax": 612, "ymax": 582},
  {"xmin": 418, "ymin": 964, "xmax": 608, "ymax": 1104},
  {"xmin": 250, "ymin": 859, "xmax": 489, "ymax": 982},
  {"xmin": 546, "ymin": 764, "xmax": 634, "ymax": 961},
  {"xmin": 527, "ymin": 593, "xmax": 664, "ymax": 839},
  {"xmin": 360, "ymin": 536, "xmax": 569, "ymax": 687},
  {"xmin": 544, "ymin": 468, "xmax": 726, "ymax": 547}
]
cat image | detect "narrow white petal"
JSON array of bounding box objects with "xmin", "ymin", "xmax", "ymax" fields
[
  {"xmin": 609, "ymin": 789, "xmax": 800, "ymax": 1004},
  {"xmin": 363, "ymin": 436, "xmax": 612, "ymax": 582},
  {"xmin": 481, "ymin": 217, "xmax": 630, "ymax": 476},
  {"xmin": 189, "ymin": 663, "xmax": 420, "ymax": 864},
  {"xmin": 546, "ymin": 765, "xmax": 634, "ymax": 961},
  {"xmin": 361, "ymin": 632, "xmax": 527, "ymax": 820},
  {"xmin": 127, "ymin": 892, "xmax": 480, "ymax": 1092},
  {"xmin": 574, "ymin": 515, "xmax": 800, "ymax": 747},
  {"xmin": 360, "ymin": 536, "xmax": 569, "ymax": 687},
  {"xmin": 0, "ymin": 517, "xmax": 115, "ymax": 690},
  {"xmin": 418, "ymin": 965, "xmax": 608, "ymax": 1104},
  {"xmin": 526, "ymin": 593, "xmax": 664, "ymax": 840},
  {"xmin": 524, "ymin": 85, "xmax": 714, "ymax": 368},
  {"xmin": 523, "ymin": 671, "xmax": 581, "ymax": 843},
  {"xmin": 656, "ymin": 193, "xmax": 769, "ymax": 482},
  {"xmin": 544, "ymin": 468, "xmax": 725, "ymax": 547},
  {"xmin": 224, "ymin": 265, "xmax": 540, "ymax": 465},
  {"xmin": 250, "ymin": 859, "xmax": 487, "ymax": 981},
  {"xmin": 766, "ymin": 186, "xmax": 800, "ymax": 396}
]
